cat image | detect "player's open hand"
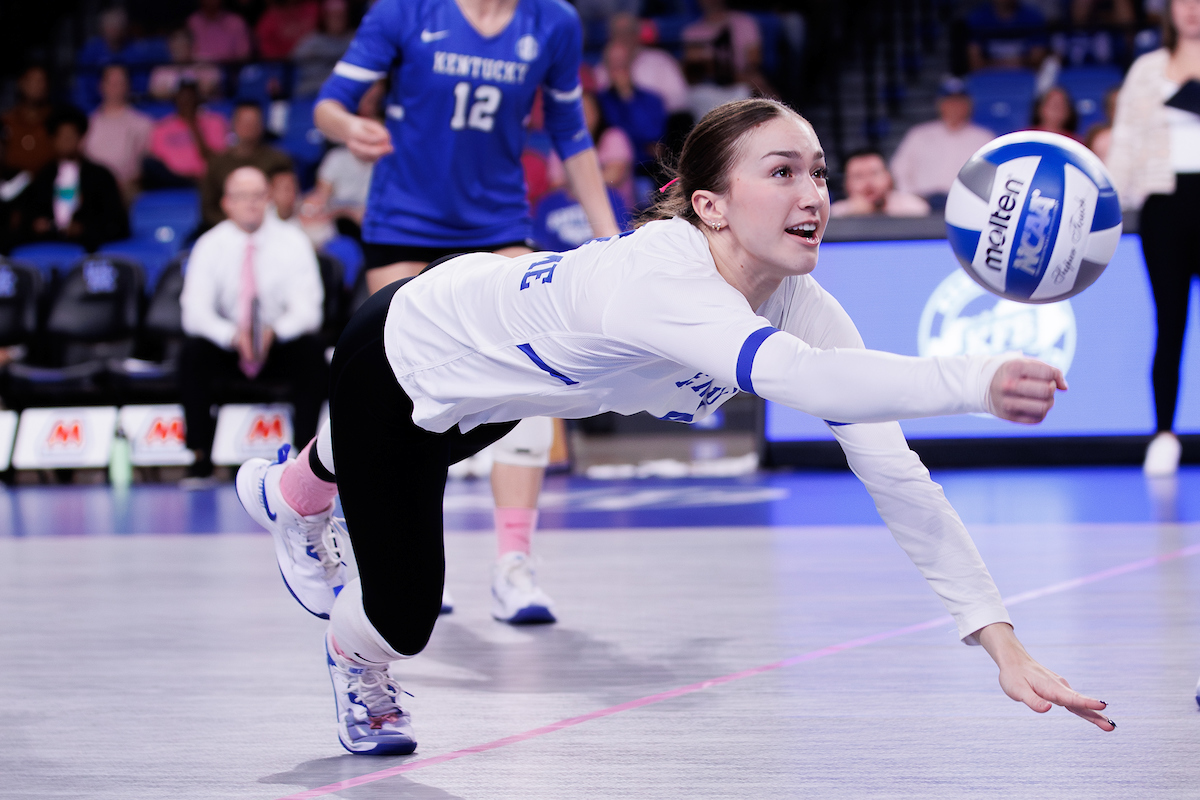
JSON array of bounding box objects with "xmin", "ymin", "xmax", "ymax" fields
[
  {"xmin": 346, "ymin": 116, "xmax": 393, "ymax": 162},
  {"xmin": 988, "ymin": 358, "xmax": 1067, "ymax": 424},
  {"xmin": 976, "ymin": 622, "xmax": 1114, "ymax": 732}
]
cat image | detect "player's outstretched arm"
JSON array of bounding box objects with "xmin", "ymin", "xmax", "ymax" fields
[
  {"xmin": 562, "ymin": 148, "xmax": 620, "ymax": 238},
  {"xmin": 314, "ymin": 99, "xmax": 393, "ymax": 162},
  {"xmin": 976, "ymin": 622, "xmax": 1115, "ymax": 731},
  {"xmin": 987, "ymin": 358, "xmax": 1069, "ymax": 424}
]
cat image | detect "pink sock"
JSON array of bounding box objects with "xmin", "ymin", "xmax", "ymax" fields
[
  {"xmin": 280, "ymin": 441, "xmax": 338, "ymax": 516},
  {"xmin": 494, "ymin": 507, "xmax": 537, "ymax": 556}
]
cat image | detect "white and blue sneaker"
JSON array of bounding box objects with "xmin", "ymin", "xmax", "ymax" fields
[
  {"xmin": 235, "ymin": 447, "xmax": 346, "ymax": 619},
  {"xmin": 491, "ymin": 552, "xmax": 556, "ymax": 625},
  {"xmin": 326, "ymin": 629, "xmax": 417, "ymax": 755}
]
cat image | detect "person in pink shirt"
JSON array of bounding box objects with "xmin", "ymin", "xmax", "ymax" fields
[
  {"xmin": 188, "ymin": 0, "xmax": 252, "ymax": 63},
  {"xmin": 889, "ymin": 76, "xmax": 996, "ymax": 207},
  {"xmin": 84, "ymin": 65, "xmax": 154, "ymax": 203},
  {"xmin": 255, "ymin": 0, "xmax": 321, "ymax": 60},
  {"xmin": 829, "ymin": 149, "xmax": 931, "ymax": 218},
  {"xmin": 145, "ymin": 82, "xmax": 229, "ymax": 188}
]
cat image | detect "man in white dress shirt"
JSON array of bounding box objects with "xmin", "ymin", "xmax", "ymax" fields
[{"xmin": 179, "ymin": 166, "xmax": 326, "ymax": 482}]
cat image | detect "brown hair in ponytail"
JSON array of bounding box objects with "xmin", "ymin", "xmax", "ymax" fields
[{"xmin": 637, "ymin": 97, "xmax": 809, "ymax": 228}]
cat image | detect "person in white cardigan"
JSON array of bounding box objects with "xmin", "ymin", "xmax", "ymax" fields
[
  {"xmin": 1106, "ymin": 0, "xmax": 1200, "ymax": 476},
  {"xmin": 179, "ymin": 166, "xmax": 328, "ymax": 484}
]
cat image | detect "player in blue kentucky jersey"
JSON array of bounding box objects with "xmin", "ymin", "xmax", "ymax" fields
[{"xmin": 313, "ymin": 0, "xmax": 620, "ymax": 626}]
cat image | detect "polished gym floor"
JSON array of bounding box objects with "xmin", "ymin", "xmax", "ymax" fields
[{"xmin": 1, "ymin": 466, "xmax": 1198, "ymax": 799}]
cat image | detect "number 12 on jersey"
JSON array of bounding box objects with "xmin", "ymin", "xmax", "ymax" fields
[{"xmin": 450, "ymin": 82, "xmax": 501, "ymax": 131}]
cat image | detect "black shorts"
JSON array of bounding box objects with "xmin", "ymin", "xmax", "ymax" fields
[{"xmin": 362, "ymin": 239, "xmax": 534, "ymax": 271}]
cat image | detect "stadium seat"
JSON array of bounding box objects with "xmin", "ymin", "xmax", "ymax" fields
[
  {"xmin": 0, "ymin": 260, "xmax": 42, "ymax": 353},
  {"xmin": 4, "ymin": 255, "xmax": 144, "ymax": 409},
  {"xmin": 106, "ymin": 256, "xmax": 187, "ymax": 403},
  {"xmin": 966, "ymin": 68, "xmax": 1037, "ymax": 135},
  {"xmin": 129, "ymin": 189, "xmax": 201, "ymax": 251},
  {"xmin": 236, "ymin": 63, "xmax": 288, "ymax": 105},
  {"xmin": 9, "ymin": 242, "xmax": 88, "ymax": 281},
  {"xmin": 321, "ymin": 235, "xmax": 363, "ymax": 289},
  {"xmin": 1058, "ymin": 65, "xmax": 1123, "ymax": 134},
  {"xmin": 98, "ymin": 238, "xmax": 177, "ymax": 292},
  {"xmin": 281, "ymin": 96, "xmax": 328, "ymax": 188},
  {"xmin": 134, "ymin": 100, "xmax": 177, "ymax": 120},
  {"xmin": 316, "ymin": 252, "xmax": 346, "ymax": 347}
]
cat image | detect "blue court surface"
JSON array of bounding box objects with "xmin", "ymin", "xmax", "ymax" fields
[{"xmin": 1, "ymin": 466, "xmax": 1198, "ymax": 799}]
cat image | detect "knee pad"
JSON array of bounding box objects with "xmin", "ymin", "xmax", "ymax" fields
[{"xmin": 492, "ymin": 416, "xmax": 553, "ymax": 468}]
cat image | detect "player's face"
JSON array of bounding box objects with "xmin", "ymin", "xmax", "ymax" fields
[{"xmin": 718, "ymin": 115, "xmax": 828, "ymax": 278}]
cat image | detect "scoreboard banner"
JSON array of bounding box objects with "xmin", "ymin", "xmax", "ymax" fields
[{"xmin": 211, "ymin": 403, "xmax": 294, "ymax": 465}]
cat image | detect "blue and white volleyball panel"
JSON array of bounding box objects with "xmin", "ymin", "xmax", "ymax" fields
[
  {"xmin": 764, "ymin": 236, "xmax": 1200, "ymax": 441},
  {"xmin": 944, "ymin": 131, "xmax": 1122, "ymax": 303}
]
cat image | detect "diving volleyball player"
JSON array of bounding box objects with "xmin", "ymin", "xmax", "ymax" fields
[
  {"xmin": 239, "ymin": 98, "xmax": 1114, "ymax": 755},
  {"xmin": 308, "ymin": 0, "xmax": 621, "ymax": 623}
]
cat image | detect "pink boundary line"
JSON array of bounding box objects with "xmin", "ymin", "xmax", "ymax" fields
[{"xmin": 276, "ymin": 542, "xmax": 1200, "ymax": 800}]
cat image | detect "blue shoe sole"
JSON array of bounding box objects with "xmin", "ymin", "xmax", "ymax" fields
[
  {"xmin": 504, "ymin": 605, "xmax": 556, "ymax": 625},
  {"xmin": 338, "ymin": 737, "xmax": 418, "ymax": 756}
]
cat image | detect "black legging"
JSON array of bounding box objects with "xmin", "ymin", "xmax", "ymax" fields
[
  {"xmin": 1140, "ymin": 173, "xmax": 1200, "ymax": 433},
  {"xmin": 328, "ymin": 279, "xmax": 517, "ymax": 656}
]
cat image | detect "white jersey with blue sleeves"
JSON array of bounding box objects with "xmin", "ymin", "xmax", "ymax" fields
[
  {"xmin": 318, "ymin": 0, "xmax": 592, "ymax": 247},
  {"xmin": 382, "ymin": 216, "xmax": 1013, "ymax": 643}
]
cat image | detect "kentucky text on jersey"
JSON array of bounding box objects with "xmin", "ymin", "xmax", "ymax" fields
[{"xmin": 432, "ymin": 51, "xmax": 531, "ymax": 84}]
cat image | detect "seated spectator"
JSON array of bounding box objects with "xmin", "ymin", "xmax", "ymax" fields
[
  {"xmin": 292, "ymin": 0, "xmax": 356, "ymax": 97},
  {"xmin": 144, "ymin": 81, "xmax": 229, "ymax": 189},
  {"xmin": 583, "ymin": 88, "xmax": 635, "ymax": 210},
  {"xmin": 890, "ymin": 77, "xmax": 996, "ymax": 207},
  {"xmin": 84, "ymin": 65, "xmax": 154, "ymax": 203},
  {"xmin": 0, "ymin": 136, "xmax": 33, "ymax": 255},
  {"xmin": 256, "ymin": 0, "xmax": 321, "ymax": 61},
  {"xmin": 187, "ymin": 0, "xmax": 252, "ymax": 64},
  {"xmin": 15, "ymin": 106, "xmax": 129, "ymax": 251},
  {"xmin": 1085, "ymin": 86, "xmax": 1119, "ymax": 162},
  {"xmin": 532, "ymin": 154, "xmax": 629, "ymax": 252},
  {"xmin": 830, "ymin": 149, "xmax": 930, "ymax": 219},
  {"xmin": 597, "ymin": 41, "xmax": 666, "ymax": 176},
  {"xmin": 1030, "ymin": 85, "xmax": 1081, "ymax": 141},
  {"xmin": 682, "ymin": 0, "xmax": 776, "ymax": 119},
  {"xmin": 77, "ymin": 8, "xmax": 135, "ymax": 68},
  {"xmin": 966, "ymin": 0, "xmax": 1050, "ymax": 71},
  {"xmin": 593, "ymin": 13, "xmax": 691, "ymax": 118},
  {"xmin": 202, "ymin": 102, "xmax": 294, "ymax": 227},
  {"xmin": 2, "ymin": 66, "xmax": 54, "ymax": 176},
  {"xmin": 179, "ymin": 166, "xmax": 326, "ymax": 485},
  {"xmin": 268, "ymin": 164, "xmax": 303, "ymax": 230},
  {"xmin": 149, "ymin": 29, "xmax": 225, "ymax": 102}
]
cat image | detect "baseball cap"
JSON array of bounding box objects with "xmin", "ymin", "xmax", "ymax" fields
[{"xmin": 938, "ymin": 76, "xmax": 969, "ymax": 97}]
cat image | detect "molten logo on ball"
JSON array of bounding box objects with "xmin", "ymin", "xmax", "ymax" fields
[{"xmin": 945, "ymin": 131, "xmax": 1121, "ymax": 304}]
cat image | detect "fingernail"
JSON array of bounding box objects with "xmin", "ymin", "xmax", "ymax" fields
[
  {"xmin": 1100, "ymin": 700, "xmax": 1108, "ymax": 707},
  {"xmin": 1107, "ymin": 719, "xmax": 1116, "ymax": 728}
]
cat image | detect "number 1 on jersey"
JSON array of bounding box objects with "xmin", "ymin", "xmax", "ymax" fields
[{"xmin": 450, "ymin": 82, "xmax": 501, "ymax": 132}]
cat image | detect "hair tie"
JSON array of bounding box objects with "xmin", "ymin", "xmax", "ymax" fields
[{"xmin": 658, "ymin": 177, "xmax": 680, "ymax": 193}]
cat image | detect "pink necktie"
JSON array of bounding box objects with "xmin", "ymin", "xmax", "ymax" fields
[{"xmin": 238, "ymin": 238, "xmax": 262, "ymax": 378}]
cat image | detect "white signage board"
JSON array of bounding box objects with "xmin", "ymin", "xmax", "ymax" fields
[
  {"xmin": 211, "ymin": 403, "xmax": 293, "ymax": 466},
  {"xmin": 12, "ymin": 407, "xmax": 118, "ymax": 469},
  {"xmin": 119, "ymin": 404, "xmax": 195, "ymax": 467}
]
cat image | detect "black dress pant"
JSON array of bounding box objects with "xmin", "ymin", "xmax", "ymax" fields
[
  {"xmin": 1140, "ymin": 173, "xmax": 1200, "ymax": 432},
  {"xmin": 328, "ymin": 281, "xmax": 517, "ymax": 656},
  {"xmin": 179, "ymin": 334, "xmax": 329, "ymax": 454}
]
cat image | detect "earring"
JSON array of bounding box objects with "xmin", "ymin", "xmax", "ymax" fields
[{"xmin": 710, "ymin": 221, "xmax": 722, "ymax": 231}]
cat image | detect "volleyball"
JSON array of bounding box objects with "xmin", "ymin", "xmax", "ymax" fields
[{"xmin": 943, "ymin": 131, "xmax": 1122, "ymax": 304}]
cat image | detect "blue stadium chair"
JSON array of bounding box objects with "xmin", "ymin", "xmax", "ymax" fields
[
  {"xmin": 966, "ymin": 68, "xmax": 1037, "ymax": 135},
  {"xmin": 322, "ymin": 235, "xmax": 364, "ymax": 290},
  {"xmin": 9, "ymin": 243, "xmax": 88, "ymax": 280},
  {"xmin": 134, "ymin": 100, "xmax": 177, "ymax": 120},
  {"xmin": 281, "ymin": 96, "xmax": 328, "ymax": 188},
  {"xmin": 98, "ymin": 239, "xmax": 177, "ymax": 292},
  {"xmin": 129, "ymin": 189, "xmax": 201, "ymax": 251},
  {"xmin": 1058, "ymin": 65, "xmax": 1124, "ymax": 135},
  {"xmin": 237, "ymin": 63, "xmax": 288, "ymax": 105}
]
